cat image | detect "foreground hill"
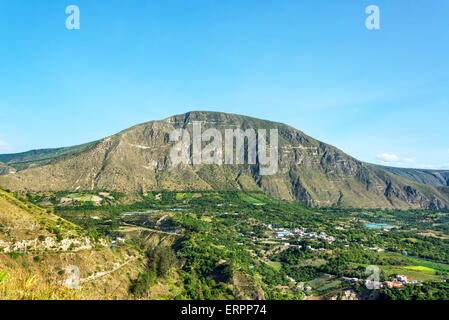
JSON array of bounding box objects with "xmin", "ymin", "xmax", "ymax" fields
[
  {"xmin": 0, "ymin": 188, "xmax": 141, "ymax": 299},
  {"xmin": 0, "ymin": 111, "xmax": 448, "ymax": 210}
]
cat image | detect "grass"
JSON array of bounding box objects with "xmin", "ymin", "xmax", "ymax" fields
[
  {"xmin": 378, "ymin": 265, "xmax": 438, "ymax": 282},
  {"xmin": 306, "ymin": 273, "xmax": 334, "ymax": 289},
  {"xmin": 242, "ymin": 196, "xmax": 264, "ymax": 205},
  {"xmin": 0, "ymin": 268, "xmax": 83, "ymax": 300},
  {"xmin": 403, "ymin": 266, "xmax": 436, "ymax": 272},
  {"xmin": 299, "ymin": 258, "xmax": 327, "ymax": 267},
  {"xmin": 317, "ymin": 280, "xmax": 341, "ymax": 293},
  {"xmin": 405, "ymin": 256, "xmax": 449, "ymax": 273},
  {"xmin": 0, "ymin": 244, "xmax": 143, "ymax": 300},
  {"xmin": 67, "ymin": 193, "xmax": 102, "ymax": 203},
  {"xmin": 175, "ymin": 193, "xmax": 193, "ymax": 201},
  {"xmin": 265, "ymin": 261, "xmax": 282, "ymax": 271}
]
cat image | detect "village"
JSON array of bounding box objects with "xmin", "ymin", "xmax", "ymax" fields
[
  {"xmin": 346, "ymin": 274, "xmax": 420, "ymax": 289},
  {"xmin": 267, "ymin": 224, "xmax": 336, "ymax": 244}
]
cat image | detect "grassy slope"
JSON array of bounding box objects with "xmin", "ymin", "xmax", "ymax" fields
[
  {"xmin": 0, "ymin": 188, "xmax": 142, "ymax": 300},
  {"xmin": 377, "ymin": 165, "xmax": 449, "ymax": 187},
  {"xmin": 0, "ymin": 142, "xmax": 98, "ymax": 171}
]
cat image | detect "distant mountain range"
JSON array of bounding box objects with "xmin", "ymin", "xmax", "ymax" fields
[
  {"xmin": 378, "ymin": 166, "xmax": 449, "ymax": 187},
  {"xmin": 1, "ymin": 111, "xmax": 448, "ymax": 210}
]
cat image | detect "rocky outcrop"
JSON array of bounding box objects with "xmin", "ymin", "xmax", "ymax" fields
[
  {"xmin": 0, "ymin": 236, "xmax": 108, "ymax": 253},
  {"xmin": 0, "ymin": 162, "xmax": 15, "ymax": 176}
]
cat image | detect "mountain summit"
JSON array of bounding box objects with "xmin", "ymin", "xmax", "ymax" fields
[{"xmin": 0, "ymin": 111, "xmax": 448, "ymax": 210}]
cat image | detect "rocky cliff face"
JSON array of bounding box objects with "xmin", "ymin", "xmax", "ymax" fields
[
  {"xmin": 0, "ymin": 162, "xmax": 15, "ymax": 175},
  {"xmin": 0, "ymin": 111, "xmax": 448, "ymax": 210}
]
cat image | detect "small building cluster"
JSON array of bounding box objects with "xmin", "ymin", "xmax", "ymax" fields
[
  {"xmin": 268, "ymin": 225, "xmax": 335, "ymax": 243},
  {"xmin": 384, "ymin": 275, "xmax": 418, "ymax": 288},
  {"xmin": 343, "ymin": 274, "xmax": 419, "ymax": 289}
]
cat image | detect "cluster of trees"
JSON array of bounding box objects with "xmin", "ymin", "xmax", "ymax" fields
[
  {"xmin": 179, "ymin": 272, "xmax": 234, "ymax": 300},
  {"xmin": 129, "ymin": 246, "xmax": 178, "ymax": 297},
  {"xmin": 381, "ymin": 280, "xmax": 449, "ymax": 300},
  {"xmin": 283, "ymin": 266, "xmax": 319, "ymax": 282}
]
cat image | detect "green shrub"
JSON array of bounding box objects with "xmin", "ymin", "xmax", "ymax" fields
[{"xmin": 9, "ymin": 252, "xmax": 20, "ymax": 259}]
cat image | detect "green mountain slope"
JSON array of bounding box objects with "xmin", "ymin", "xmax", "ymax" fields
[
  {"xmin": 377, "ymin": 165, "xmax": 449, "ymax": 187},
  {"xmin": 0, "ymin": 142, "xmax": 98, "ymax": 171},
  {"xmin": 0, "ymin": 111, "xmax": 448, "ymax": 210}
]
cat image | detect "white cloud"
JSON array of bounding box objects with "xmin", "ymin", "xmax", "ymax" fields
[
  {"xmin": 0, "ymin": 140, "xmax": 12, "ymax": 152},
  {"xmin": 376, "ymin": 151, "xmax": 449, "ymax": 170},
  {"xmin": 376, "ymin": 153, "xmax": 415, "ymax": 167},
  {"xmin": 376, "ymin": 153, "xmax": 400, "ymax": 162}
]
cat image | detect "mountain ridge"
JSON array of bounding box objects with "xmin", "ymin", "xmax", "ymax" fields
[{"xmin": 377, "ymin": 165, "xmax": 449, "ymax": 187}]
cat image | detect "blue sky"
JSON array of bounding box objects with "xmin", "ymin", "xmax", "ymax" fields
[{"xmin": 0, "ymin": 0, "xmax": 448, "ymax": 169}]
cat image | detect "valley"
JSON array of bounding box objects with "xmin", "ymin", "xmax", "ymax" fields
[{"xmin": 3, "ymin": 188, "xmax": 447, "ymax": 300}]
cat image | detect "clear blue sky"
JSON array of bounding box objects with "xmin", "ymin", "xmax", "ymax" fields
[{"xmin": 0, "ymin": 0, "xmax": 448, "ymax": 169}]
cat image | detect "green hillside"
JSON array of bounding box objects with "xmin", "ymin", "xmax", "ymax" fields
[
  {"xmin": 378, "ymin": 165, "xmax": 449, "ymax": 187},
  {"xmin": 0, "ymin": 142, "xmax": 98, "ymax": 171}
]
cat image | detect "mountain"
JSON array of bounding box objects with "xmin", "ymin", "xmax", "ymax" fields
[
  {"xmin": 378, "ymin": 166, "xmax": 449, "ymax": 187},
  {"xmin": 0, "ymin": 111, "xmax": 448, "ymax": 210},
  {"xmin": 0, "ymin": 142, "xmax": 96, "ymax": 171}
]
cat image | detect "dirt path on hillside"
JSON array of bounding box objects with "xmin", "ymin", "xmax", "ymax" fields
[{"xmin": 80, "ymin": 256, "xmax": 139, "ymax": 283}]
